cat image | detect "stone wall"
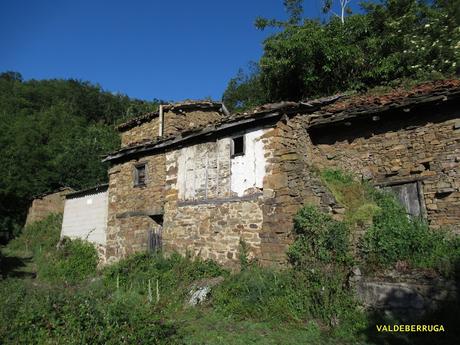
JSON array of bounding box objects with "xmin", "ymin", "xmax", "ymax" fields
[
  {"xmin": 105, "ymin": 154, "xmax": 165, "ymax": 263},
  {"xmin": 307, "ymin": 106, "xmax": 460, "ymax": 232},
  {"xmin": 350, "ymin": 269, "xmax": 457, "ymax": 320},
  {"xmin": 163, "ymin": 109, "xmax": 223, "ymax": 136},
  {"xmin": 25, "ymin": 188, "xmax": 74, "ymax": 226},
  {"xmin": 120, "ymin": 108, "xmax": 223, "ymax": 148},
  {"xmin": 258, "ymin": 116, "xmax": 342, "ymax": 266},
  {"xmin": 120, "ymin": 118, "xmax": 160, "ymax": 148},
  {"xmin": 163, "ymin": 198, "xmax": 264, "ymax": 268},
  {"xmin": 163, "ymin": 130, "xmax": 269, "ymax": 268}
]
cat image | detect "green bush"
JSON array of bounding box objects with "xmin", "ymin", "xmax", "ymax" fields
[
  {"xmin": 361, "ymin": 189, "xmax": 460, "ymax": 275},
  {"xmin": 8, "ymin": 213, "xmax": 62, "ymax": 256},
  {"xmin": 287, "ymin": 205, "xmax": 352, "ymax": 268},
  {"xmin": 320, "ymin": 168, "xmax": 460, "ymax": 275},
  {"xmin": 212, "ymin": 265, "xmax": 360, "ymax": 327},
  {"xmin": 213, "ymin": 205, "xmax": 359, "ymax": 327},
  {"xmin": 38, "ymin": 238, "xmax": 98, "ymax": 284},
  {"xmin": 0, "ymin": 279, "xmax": 181, "ymax": 345}
]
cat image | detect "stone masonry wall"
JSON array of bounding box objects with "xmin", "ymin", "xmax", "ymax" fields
[
  {"xmin": 25, "ymin": 188, "xmax": 74, "ymax": 226},
  {"xmin": 163, "ymin": 141, "xmax": 264, "ymax": 269},
  {"xmin": 163, "ymin": 109, "xmax": 223, "ymax": 136},
  {"xmin": 107, "ymin": 108, "xmax": 225, "ymax": 263},
  {"xmin": 105, "ymin": 154, "xmax": 165, "ymax": 263},
  {"xmin": 120, "ymin": 118, "xmax": 160, "ymax": 148},
  {"xmin": 307, "ymin": 107, "xmax": 460, "ymax": 233},
  {"xmin": 120, "ymin": 109, "xmax": 223, "ymax": 148},
  {"xmin": 259, "ymin": 116, "xmax": 341, "ymax": 266}
]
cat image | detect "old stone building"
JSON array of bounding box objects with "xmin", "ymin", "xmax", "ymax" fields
[
  {"xmin": 25, "ymin": 187, "xmax": 74, "ymax": 226},
  {"xmin": 102, "ymin": 80, "xmax": 460, "ymax": 267}
]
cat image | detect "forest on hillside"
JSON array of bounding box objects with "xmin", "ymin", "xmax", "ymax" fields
[
  {"xmin": 0, "ymin": 72, "xmax": 159, "ymax": 240},
  {"xmin": 1, "ymin": 0, "xmax": 459, "ymax": 241}
]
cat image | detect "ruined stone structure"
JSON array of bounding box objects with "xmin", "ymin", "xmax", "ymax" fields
[
  {"xmin": 105, "ymin": 101, "xmax": 229, "ymax": 263},
  {"xmin": 25, "ymin": 187, "xmax": 74, "ymax": 226},
  {"xmin": 102, "ymin": 81, "xmax": 460, "ymax": 267}
]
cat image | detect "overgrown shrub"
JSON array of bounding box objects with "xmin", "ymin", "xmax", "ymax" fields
[
  {"xmin": 212, "ymin": 266, "xmax": 360, "ymax": 326},
  {"xmin": 361, "ymin": 188, "xmax": 460, "ymax": 275},
  {"xmin": 7, "ymin": 213, "xmax": 62, "ymax": 256},
  {"xmin": 212, "ymin": 204, "xmax": 360, "ymax": 328},
  {"xmin": 287, "ymin": 205, "xmax": 352, "ymax": 268},
  {"xmin": 38, "ymin": 238, "xmax": 98, "ymax": 284},
  {"xmin": 320, "ymin": 168, "xmax": 460, "ymax": 275},
  {"xmin": 0, "ymin": 279, "xmax": 181, "ymax": 345}
]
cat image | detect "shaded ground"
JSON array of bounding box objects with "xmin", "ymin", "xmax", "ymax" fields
[{"xmin": 0, "ymin": 247, "xmax": 36, "ymax": 279}]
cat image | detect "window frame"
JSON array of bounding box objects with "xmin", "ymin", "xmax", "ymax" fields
[
  {"xmin": 133, "ymin": 162, "xmax": 147, "ymax": 187},
  {"xmin": 230, "ymin": 135, "xmax": 245, "ymax": 158}
]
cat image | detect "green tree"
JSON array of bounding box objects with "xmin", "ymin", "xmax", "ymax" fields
[
  {"xmin": 223, "ymin": 0, "xmax": 459, "ymax": 107},
  {"xmin": 222, "ymin": 63, "xmax": 267, "ymax": 112},
  {"xmin": 0, "ymin": 74, "xmax": 160, "ymax": 240}
]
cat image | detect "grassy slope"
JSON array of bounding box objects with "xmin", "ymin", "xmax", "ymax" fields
[
  {"xmin": 0, "ymin": 215, "xmax": 369, "ymax": 345},
  {"xmin": 2, "ymin": 174, "xmax": 460, "ymax": 345}
]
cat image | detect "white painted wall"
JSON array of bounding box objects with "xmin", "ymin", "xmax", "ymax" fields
[
  {"xmin": 61, "ymin": 191, "xmax": 108, "ymax": 245},
  {"xmin": 176, "ymin": 128, "xmax": 268, "ymax": 200},
  {"xmin": 230, "ymin": 129, "xmax": 267, "ymax": 196}
]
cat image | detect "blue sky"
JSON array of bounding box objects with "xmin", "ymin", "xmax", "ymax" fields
[{"xmin": 1, "ymin": 0, "xmax": 359, "ymax": 102}]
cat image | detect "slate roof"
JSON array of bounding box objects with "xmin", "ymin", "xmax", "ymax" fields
[
  {"xmin": 307, "ymin": 79, "xmax": 460, "ymax": 128},
  {"xmin": 103, "ymin": 79, "xmax": 460, "ymax": 163},
  {"xmin": 65, "ymin": 184, "xmax": 109, "ymax": 199}
]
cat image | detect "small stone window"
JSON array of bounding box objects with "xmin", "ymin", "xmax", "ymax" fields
[
  {"xmin": 231, "ymin": 135, "xmax": 245, "ymax": 157},
  {"xmin": 134, "ymin": 163, "xmax": 147, "ymax": 186}
]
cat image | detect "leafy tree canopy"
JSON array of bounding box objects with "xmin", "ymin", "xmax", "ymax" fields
[
  {"xmin": 223, "ymin": 0, "xmax": 460, "ymax": 111},
  {"xmin": 0, "ymin": 73, "xmax": 160, "ymax": 239}
]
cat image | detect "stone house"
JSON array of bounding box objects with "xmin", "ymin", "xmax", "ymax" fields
[{"xmin": 102, "ymin": 80, "xmax": 460, "ymax": 268}]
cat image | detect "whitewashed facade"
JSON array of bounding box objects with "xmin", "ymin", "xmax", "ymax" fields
[{"xmin": 61, "ymin": 185, "xmax": 108, "ymax": 246}]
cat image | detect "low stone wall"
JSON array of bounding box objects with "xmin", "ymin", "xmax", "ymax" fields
[
  {"xmin": 163, "ymin": 197, "xmax": 264, "ymax": 268},
  {"xmin": 25, "ymin": 188, "xmax": 74, "ymax": 226},
  {"xmin": 351, "ymin": 269, "xmax": 457, "ymax": 320}
]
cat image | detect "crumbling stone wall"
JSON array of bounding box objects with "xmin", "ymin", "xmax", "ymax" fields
[
  {"xmin": 120, "ymin": 118, "xmax": 160, "ymax": 148},
  {"xmin": 351, "ymin": 269, "xmax": 457, "ymax": 320},
  {"xmin": 105, "ymin": 154, "xmax": 165, "ymax": 263},
  {"xmin": 163, "ymin": 109, "xmax": 223, "ymax": 136},
  {"xmin": 25, "ymin": 188, "xmax": 74, "ymax": 226},
  {"xmin": 307, "ymin": 106, "xmax": 460, "ymax": 232},
  {"xmin": 259, "ymin": 116, "xmax": 341, "ymax": 266},
  {"xmin": 119, "ymin": 108, "xmax": 223, "ymax": 148},
  {"xmin": 162, "ymin": 131, "xmax": 268, "ymax": 268}
]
